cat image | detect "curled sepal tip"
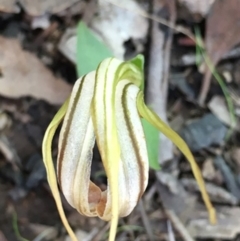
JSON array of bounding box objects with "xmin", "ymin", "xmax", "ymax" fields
[
  {"xmin": 42, "ymin": 99, "xmax": 78, "ymax": 241},
  {"xmin": 136, "ymin": 92, "xmax": 216, "ymax": 225}
]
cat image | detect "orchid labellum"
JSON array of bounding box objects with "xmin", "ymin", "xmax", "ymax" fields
[{"xmin": 42, "ymin": 55, "xmax": 216, "ymax": 241}]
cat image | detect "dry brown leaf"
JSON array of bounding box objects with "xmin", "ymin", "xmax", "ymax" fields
[
  {"xmin": 90, "ymin": 0, "xmax": 148, "ymax": 59},
  {"xmin": 199, "ymin": 0, "xmax": 240, "ymax": 104},
  {"xmin": 181, "ymin": 178, "xmax": 238, "ymax": 205},
  {"xmin": 156, "ymin": 171, "xmax": 197, "ymax": 223},
  {"xmin": 205, "ymin": 0, "xmax": 240, "ymax": 64},
  {"xmin": 208, "ymin": 95, "xmax": 233, "ymax": 127},
  {"xmin": 187, "ymin": 206, "xmax": 240, "ymax": 239},
  {"xmin": 0, "ymin": 112, "xmax": 11, "ymax": 131},
  {"xmin": 19, "ymin": 0, "xmax": 82, "ymax": 16},
  {"xmin": 0, "ymin": 36, "xmax": 71, "ymax": 104},
  {"xmin": 0, "ymin": 0, "xmax": 19, "ymax": 13},
  {"xmin": 178, "ymin": 0, "xmax": 215, "ymax": 16},
  {"xmin": 0, "ymin": 135, "xmax": 19, "ymax": 164},
  {"xmin": 202, "ymin": 158, "xmax": 216, "ymax": 181}
]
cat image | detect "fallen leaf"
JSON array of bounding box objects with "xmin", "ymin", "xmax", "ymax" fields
[
  {"xmin": 205, "ymin": 0, "xmax": 240, "ymax": 65},
  {"xmin": 0, "ymin": 36, "xmax": 71, "ymax": 104},
  {"xmin": 31, "ymin": 14, "xmax": 51, "ymax": 30},
  {"xmin": 181, "ymin": 178, "xmax": 238, "ymax": 205},
  {"xmin": 59, "ymin": 0, "xmax": 148, "ymax": 61},
  {"xmin": 187, "ymin": 206, "xmax": 240, "ymax": 239},
  {"xmin": 156, "ymin": 171, "xmax": 197, "ymax": 223},
  {"xmin": 58, "ymin": 28, "xmax": 77, "ymax": 64},
  {"xmin": 180, "ymin": 114, "xmax": 227, "ymax": 151},
  {"xmin": 198, "ymin": 0, "xmax": 240, "ymax": 104},
  {"xmin": 0, "ymin": 0, "xmax": 19, "ymax": 13},
  {"xmin": 0, "ymin": 112, "xmax": 11, "ymax": 131},
  {"xmin": 208, "ymin": 95, "xmax": 233, "ymax": 127},
  {"xmin": 178, "ymin": 0, "xmax": 215, "ymax": 16},
  {"xmin": 202, "ymin": 158, "xmax": 217, "ymax": 181},
  {"xmin": 90, "ymin": 0, "xmax": 148, "ymax": 59},
  {"xmin": 19, "ymin": 0, "xmax": 82, "ymax": 16},
  {"xmin": 0, "ymin": 134, "xmax": 20, "ymax": 166}
]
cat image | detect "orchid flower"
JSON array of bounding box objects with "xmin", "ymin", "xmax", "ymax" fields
[{"xmin": 42, "ymin": 55, "xmax": 216, "ymax": 241}]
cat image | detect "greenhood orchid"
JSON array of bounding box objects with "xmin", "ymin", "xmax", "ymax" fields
[{"xmin": 42, "ymin": 55, "xmax": 216, "ymax": 241}]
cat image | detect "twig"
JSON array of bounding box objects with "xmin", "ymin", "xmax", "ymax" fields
[
  {"xmin": 198, "ymin": 67, "xmax": 212, "ymax": 106},
  {"xmin": 165, "ymin": 209, "xmax": 195, "ymax": 241},
  {"xmin": 144, "ymin": 182, "xmax": 157, "ymax": 202},
  {"xmin": 146, "ymin": 0, "xmax": 176, "ymax": 163},
  {"xmin": 34, "ymin": 22, "xmax": 59, "ymax": 46},
  {"xmin": 138, "ymin": 200, "xmax": 155, "ymax": 241},
  {"xmin": 167, "ymin": 220, "xmax": 176, "ymax": 241}
]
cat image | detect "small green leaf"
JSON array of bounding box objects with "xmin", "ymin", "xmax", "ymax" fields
[
  {"xmin": 129, "ymin": 55, "xmax": 160, "ymax": 170},
  {"xmin": 141, "ymin": 118, "xmax": 160, "ymax": 170},
  {"xmin": 76, "ymin": 21, "xmax": 113, "ymax": 77}
]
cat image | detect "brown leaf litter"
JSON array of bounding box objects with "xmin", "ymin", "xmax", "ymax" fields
[
  {"xmin": 20, "ymin": 0, "xmax": 83, "ymax": 16},
  {"xmin": 0, "ymin": 0, "xmax": 19, "ymax": 13},
  {"xmin": 187, "ymin": 206, "xmax": 240, "ymax": 239},
  {"xmin": 198, "ymin": 0, "xmax": 240, "ymax": 104},
  {"xmin": 178, "ymin": 0, "xmax": 215, "ymax": 17},
  {"xmin": 0, "ymin": 36, "xmax": 72, "ymax": 105}
]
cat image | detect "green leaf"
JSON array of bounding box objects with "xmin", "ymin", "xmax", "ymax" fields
[
  {"xmin": 128, "ymin": 55, "xmax": 160, "ymax": 170},
  {"xmin": 141, "ymin": 118, "xmax": 160, "ymax": 170},
  {"xmin": 76, "ymin": 21, "xmax": 113, "ymax": 77}
]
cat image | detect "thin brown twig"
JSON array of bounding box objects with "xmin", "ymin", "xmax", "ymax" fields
[
  {"xmin": 198, "ymin": 66, "xmax": 212, "ymax": 106},
  {"xmin": 34, "ymin": 22, "xmax": 58, "ymax": 46},
  {"xmin": 144, "ymin": 182, "xmax": 157, "ymax": 202},
  {"xmin": 138, "ymin": 199, "xmax": 155, "ymax": 241},
  {"xmin": 165, "ymin": 209, "xmax": 195, "ymax": 241}
]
